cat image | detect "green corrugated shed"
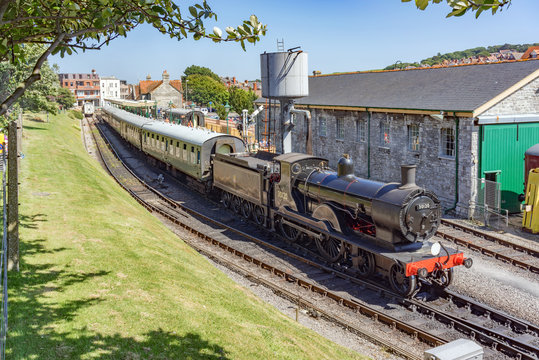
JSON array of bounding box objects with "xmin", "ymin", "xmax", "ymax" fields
[{"xmin": 480, "ymin": 123, "xmax": 539, "ymax": 213}]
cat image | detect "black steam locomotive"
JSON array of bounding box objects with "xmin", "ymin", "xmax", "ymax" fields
[
  {"xmin": 214, "ymin": 151, "xmax": 472, "ymax": 296},
  {"xmin": 101, "ymin": 106, "xmax": 472, "ymax": 297}
]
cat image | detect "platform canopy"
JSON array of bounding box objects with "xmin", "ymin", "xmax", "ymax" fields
[{"xmin": 104, "ymin": 98, "xmax": 157, "ymax": 108}]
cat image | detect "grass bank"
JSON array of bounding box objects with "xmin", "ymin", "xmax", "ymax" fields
[{"xmin": 8, "ymin": 111, "xmax": 368, "ymax": 359}]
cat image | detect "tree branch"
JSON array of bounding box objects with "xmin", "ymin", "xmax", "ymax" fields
[
  {"xmin": 0, "ymin": 0, "xmax": 14, "ymax": 23},
  {"xmin": 0, "ymin": 32, "xmax": 65, "ymax": 117}
]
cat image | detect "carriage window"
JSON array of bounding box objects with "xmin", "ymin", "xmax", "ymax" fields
[
  {"xmin": 197, "ymin": 150, "xmax": 200, "ymax": 164},
  {"xmin": 191, "ymin": 146, "xmax": 195, "ymax": 164}
]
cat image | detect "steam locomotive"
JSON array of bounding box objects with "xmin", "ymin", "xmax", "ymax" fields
[{"xmin": 101, "ymin": 106, "xmax": 472, "ymax": 297}]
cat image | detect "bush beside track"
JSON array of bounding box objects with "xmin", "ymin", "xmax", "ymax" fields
[{"xmin": 8, "ymin": 112, "xmax": 367, "ymax": 359}]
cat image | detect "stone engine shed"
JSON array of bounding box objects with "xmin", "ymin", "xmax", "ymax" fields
[{"xmin": 257, "ymin": 60, "xmax": 539, "ymax": 216}]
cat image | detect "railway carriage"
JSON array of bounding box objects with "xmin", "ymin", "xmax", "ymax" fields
[{"xmin": 101, "ymin": 106, "xmax": 244, "ymax": 183}]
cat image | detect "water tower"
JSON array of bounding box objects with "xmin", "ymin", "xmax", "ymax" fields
[{"xmin": 260, "ymin": 48, "xmax": 311, "ymax": 154}]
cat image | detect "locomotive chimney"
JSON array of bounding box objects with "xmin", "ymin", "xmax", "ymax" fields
[
  {"xmin": 337, "ymin": 154, "xmax": 354, "ymax": 177},
  {"xmin": 400, "ymin": 165, "xmax": 417, "ymax": 189}
]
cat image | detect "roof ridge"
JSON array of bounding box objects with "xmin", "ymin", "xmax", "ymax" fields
[{"xmin": 311, "ymin": 58, "xmax": 539, "ymax": 78}]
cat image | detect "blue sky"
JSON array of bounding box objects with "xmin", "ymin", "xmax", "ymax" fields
[{"xmin": 51, "ymin": 0, "xmax": 539, "ymax": 84}]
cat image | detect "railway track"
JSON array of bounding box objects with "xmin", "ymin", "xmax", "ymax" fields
[
  {"xmin": 437, "ymin": 220, "xmax": 539, "ymax": 274},
  {"xmin": 88, "ymin": 116, "xmax": 539, "ymax": 359}
]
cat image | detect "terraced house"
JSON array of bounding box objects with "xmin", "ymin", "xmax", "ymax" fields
[{"xmin": 259, "ymin": 59, "xmax": 539, "ymax": 216}]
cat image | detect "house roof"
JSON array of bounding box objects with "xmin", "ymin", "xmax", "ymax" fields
[
  {"xmin": 522, "ymin": 46, "xmax": 539, "ymax": 59},
  {"xmin": 139, "ymin": 80, "xmax": 163, "ymax": 94},
  {"xmin": 137, "ymin": 79, "xmax": 183, "ymax": 95},
  {"xmin": 169, "ymin": 80, "xmax": 183, "ymax": 93},
  {"xmin": 290, "ymin": 60, "xmax": 539, "ymax": 115}
]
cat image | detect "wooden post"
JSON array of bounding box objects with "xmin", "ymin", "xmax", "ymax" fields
[{"xmin": 7, "ymin": 117, "xmax": 20, "ymax": 271}]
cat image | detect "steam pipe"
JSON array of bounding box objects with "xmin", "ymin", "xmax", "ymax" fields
[{"xmin": 290, "ymin": 106, "xmax": 312, "ymax": 155}]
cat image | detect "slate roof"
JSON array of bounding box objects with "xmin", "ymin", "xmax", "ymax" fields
[{"xmin": 292, "ymin": 60, "xmax": 539, "ymax": 113}]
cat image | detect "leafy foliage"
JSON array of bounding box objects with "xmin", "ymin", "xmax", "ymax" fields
[
  {"xmin": 185, "ymin": 74, "xmax": 229, "ymax": 108},
  {"xmin": 183, "ymin": 65, "xmax": 221, "ymax": 82},
  {"xmin": 55, "ymin": 87, "xmax": 76, "ymax": 109},
  {"xmin": 0, "ymin": 0, "xmax": 267, "ymax": 116},
  {"xmin": 384, "ymin": 43, "xmax": 539, "ymax": 69},
  {"xmin": 0, "ymin": 44, "xmax": 60, "ymax": 119},
  {"xmin": 228, "ymin": 86, "xmax": 257, "ymax": 115},
  {"xmin": 214, "ymin": 103, "xmax": 227, "ymax": 120},
  {"xmin": 402, "ymin": 0, "xmax": 512, "ymax": 17}
]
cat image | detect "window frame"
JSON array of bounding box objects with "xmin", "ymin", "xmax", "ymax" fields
[
  {"xmin": 336, "ymin": 118, "xmax": 345, "ymax": 140},
  {"xmin": 356, "ymin": 119, "xmax": 366, "ymax": 142},
  {"xmin": 319, "ymin": 117, "xmax": 327, "ymax": 137},
  {"xmin": 379, "ymin": 121, "xmax": 390, "ymax": 147},
  {"xmin": 439, "ymin": 127, "xmax": 456, "ymax": 158},
  {"xmin": 407, "ymin": 124, "xmax": 420, "ymax": 152}
]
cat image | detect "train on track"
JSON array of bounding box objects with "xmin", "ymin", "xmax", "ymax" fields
[{"xmin": 100, "ymin": 105, "xmax": 473, "ymax": 297}]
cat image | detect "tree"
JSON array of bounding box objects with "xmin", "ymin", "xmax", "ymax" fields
[
  {"xmin": 55, "ymin": 87, "xmax": 76, "ymax": 109},
  {"xmin": 228, "ymin": 86, "xmax": 257, "ymax": 115},
  {"xmin": 183, "ymin": 65, "xmax": 220, "ymax": 82},
  {"xmin": 185, "ymin": 74, "xmax": 228, "ymax": 107},
  {"xmin": 0, "ymin": 44, "xmax": 60, "ymax": 122},
  {"xmin": 214, "ymin": 103, "xmax": 227, "ymax": 120},
  {"xmin": 0, "ymin": 0, "xmax": 267, "ymax": 117},
  {"xmin": 402, "ymin": 0, "xmax": 512, "ymax": 17}
]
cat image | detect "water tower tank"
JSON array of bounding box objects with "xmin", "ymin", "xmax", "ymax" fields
[{"xmin": 260, "ymin": 51, "xmax": 308, "ymax": 99}]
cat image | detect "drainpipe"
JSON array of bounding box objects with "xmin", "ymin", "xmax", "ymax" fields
[
  {"xmin": 289, "ymin": 106, "xmax": 312, "ymax": 155},
  {"xmin": 445, "ymin": 115, "xmax": 460, "ymax": 214},
  {"xmin": 367, "ymin": 109, "xmax": 371, "ymax": 179}
]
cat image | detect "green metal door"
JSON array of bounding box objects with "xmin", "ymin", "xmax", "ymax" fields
[{"xmin": 480, "ymin": 123, "xmax": 539, "ymax": 213}]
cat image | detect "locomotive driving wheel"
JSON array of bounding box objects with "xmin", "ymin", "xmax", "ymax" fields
[
  {"xmin": 240, "ymin": 201, "xmax": 252, "ymax": 219},
  {"xmin": 221, "ymin": 191, "xmax": 231, "ymax": 208},
  {"xmin": 356, "ymin": 249, "xmax": 375, "ymax": 277},
  {"xmin": 315, "ymin": 235, "xmax": 345, "ymax": 263},
  {"xmin": 231, "ymin": 195, "xmax": 241, "ymax": 213},
  {"xmin": 389, "ymin": 263, "xmax": 417, "ymax": 297},
  {"xmin": 279, "ymin": 220, "xmax": 301, "ymax": 242},
  {"xmin": 253, "ymin": 205, "xmax": 265, "ymax": 226}
]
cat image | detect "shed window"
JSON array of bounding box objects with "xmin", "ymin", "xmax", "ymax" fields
[
  {"xmin": 440, "ymin": 128, "xmax": 455, "ymax": 157},
  {"xmin": 356, "ymin": 119, "xmax": 366, "ymax": 142},
  {"xmin": 408, "ymin": 124, "xmax": 420, "ymax": 151},
  {"xmin": 319, "ymin": 118, "xmax": 327, "ymax": 137},
  {"xmin": 380, "ymin": 121, "xmax": 390, "ymax": 146},
  {"xmin": 336, "ymin": 118, "xmax": 345, "ymax": 140}
]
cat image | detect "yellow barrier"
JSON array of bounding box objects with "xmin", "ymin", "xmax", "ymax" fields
[{"xmin": 522, "ymin": 168, "xmax": 539, "ymax": 233}]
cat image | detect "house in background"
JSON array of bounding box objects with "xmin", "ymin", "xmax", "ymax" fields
[
  {"xmin": 58, "ymin": 70, "xmax": 100, "ymax": 106},
  {"xmin": 99, "ymin": 76, "xmax": 121, "ymax": 106},
  {"xmin": 133, "ymin": 70, "xmax": 183, "ymax": 109}
]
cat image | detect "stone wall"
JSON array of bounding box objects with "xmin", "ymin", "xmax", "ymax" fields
[
  {"xmin": 481, "ymin": 76, "xmax": 539, "ymax": 115},
  {"xmin": 151, "ymin": 83, "xmax": 182, "ymax": 109}
]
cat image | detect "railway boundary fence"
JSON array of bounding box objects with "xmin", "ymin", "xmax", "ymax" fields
[
  {"xmin": 0, "ymin": 144, "xmax": 7, "ymax": 359},
  {"xmin": 470, "ymin": 177, "xmax": 509, "ymax": 229}
]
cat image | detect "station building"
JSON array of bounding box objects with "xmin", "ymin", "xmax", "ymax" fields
[{"xmin": 257, "ymin": 59, "xmax": 539, "ymax": 216}]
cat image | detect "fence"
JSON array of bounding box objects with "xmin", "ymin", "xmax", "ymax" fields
[
  {"xmin": 0, "ymin": 145, "xmax": 7, "ymax": 359},
  {"xmin": 469, "ymin": 178, "xmax": 508, "ymax": 229}
]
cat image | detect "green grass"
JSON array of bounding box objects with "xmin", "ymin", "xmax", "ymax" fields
[{"xmin": 7, "ymin": 112, "xmax": 369, "ymax": 359}]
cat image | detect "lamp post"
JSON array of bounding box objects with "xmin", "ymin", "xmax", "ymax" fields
[
  {"xmin": 168, "ymin": 101, "xmax": 173, "ymax": 123},
  {"xmin": 184, "ymin": 79, "xmax": 189, "ymax": 108},
  {"xmin": 224, "ymin": 102, "xmax": 231, "ymax": 134}
]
